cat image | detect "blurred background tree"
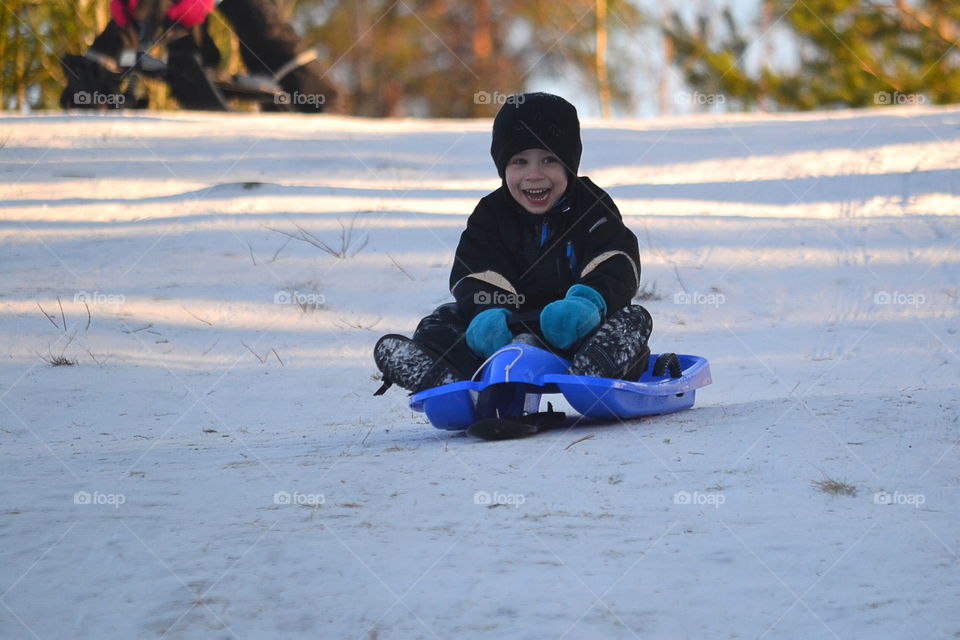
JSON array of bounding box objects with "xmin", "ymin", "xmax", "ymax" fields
[
  {"xmin": 1, "ymin": 0, "xmax": 957, "ymax": 114},
  {"xmin": 1, "ymin": 0, "xmax": 108, "ymax": 110},
  {"xmin": 296, "ymin": 0, "xmax": 643, "ymax": 117},
  {"xmin": 0, "ymin": 0, "xmax": 642, "ymax": 115},
  {"xmin": 665, "ymin": 0, "xmax": 960, "ymax": 110}
]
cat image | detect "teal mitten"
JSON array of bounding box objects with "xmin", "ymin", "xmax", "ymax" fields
[
  {"xmin": 466, "ymin": 308, "xmax": 513, "ymax": 358},
  {"xmin": 539, "ymin": 284, "xmax": 606, "ymax": 350}
]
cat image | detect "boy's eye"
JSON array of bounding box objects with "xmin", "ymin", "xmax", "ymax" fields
[{"xmin": 542, "ymin": 156, "xmax": 558, "ymax": 164}]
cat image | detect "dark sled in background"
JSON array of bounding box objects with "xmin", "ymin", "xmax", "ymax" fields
[
  {"xmin": 409, "ymin": 343, "xmax": 712, "ymax": 438},
  {"xmin": 63, "ymin": 0, "xmax": 303, "ymax": 111}
]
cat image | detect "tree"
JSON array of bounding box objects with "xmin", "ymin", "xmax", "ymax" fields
[
  {"xmin": 664, "ymin": 0, "xmax": 960, "ymax": 111},
  {"xmin": 296, "ymin": 0, "xmax": 643, "ymax": 117},
  {"xmin": 1, "ymin": 0, "xmax": 108, "ymax": 109},
  {"xmin": 1, "ymin": 0, "xmax": 642, "ymax": 114}
]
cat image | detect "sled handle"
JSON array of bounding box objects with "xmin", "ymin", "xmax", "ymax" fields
[
  {"xmin": 471, "ymin": 346, "xmax": 525, "ymax": 383},
  {"xmin": 653, "ymin": 353, "xmax": 683, "ymax": 378}
]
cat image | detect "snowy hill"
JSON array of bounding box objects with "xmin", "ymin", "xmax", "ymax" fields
[{"xmin": 1, "ymin": 107, "xmax": 958, "ymax": 639}]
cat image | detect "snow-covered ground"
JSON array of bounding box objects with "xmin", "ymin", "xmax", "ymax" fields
[{"xmin": 1, "ymin": 106, "xmax": 958, "ymax": 639}]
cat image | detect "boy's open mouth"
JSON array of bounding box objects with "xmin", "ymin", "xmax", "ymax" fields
[{"xmin": 522, "ymin": 187, "xmax": 551, "ymax": 205}]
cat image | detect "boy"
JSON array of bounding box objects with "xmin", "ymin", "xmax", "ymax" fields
[{"xmin": 374, "ymin": 93, "xmax": 652, "ymax": 395}]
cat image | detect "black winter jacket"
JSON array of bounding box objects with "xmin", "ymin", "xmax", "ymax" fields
[{"xmin": 450, "ymin": 177, "xmax": 640, "ymax": 322}]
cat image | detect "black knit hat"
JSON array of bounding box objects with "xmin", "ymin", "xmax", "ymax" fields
[{"xmin": 490, "ymin": 93, "xmax": 582, "ymax": 179}]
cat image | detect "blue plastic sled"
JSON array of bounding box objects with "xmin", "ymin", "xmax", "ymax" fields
[{"xmin": 409, "ymin": 344, "xmax": 712, "ymax": 431}]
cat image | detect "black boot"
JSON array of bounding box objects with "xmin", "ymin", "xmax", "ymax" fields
[
  {"xmin": 59, "ymin": 54, "xmax": 123, "ymax": 109},
  {"xmin": 569, "ymin": 305, "xmax": 653, "ymax": 380},
  {"xmin": 165, "ymin": 32, "xmax": 230, "ymax": 111},
  {"xmin": 373, "ymin": 335, "xmax": 464, "ymax": 394}
]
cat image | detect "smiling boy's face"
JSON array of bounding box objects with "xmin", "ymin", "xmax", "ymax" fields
[{"xmin": 504, "ymin": 148, "xmax": 569, "ymax": 215}]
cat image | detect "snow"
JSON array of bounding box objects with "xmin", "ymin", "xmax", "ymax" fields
[{"xmin": 1, "ymin": 105, "xmax": 958, "ymax": 639}]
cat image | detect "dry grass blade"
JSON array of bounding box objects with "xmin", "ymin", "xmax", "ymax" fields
[
  {"xmin": 386, "ymin": 252, "xmax": 415, "ymax": 280},
  {"xmin": 40, "ymin": 334, "xmax": 77, "ymax": 366},
  {"xmin": 242, "ymin": 342, "xmax": 284, "ymax": 366},
  {"xmin": 85, "ymin": 348, "xmax": 109, "ymax": 367},
  {"xmin": 266, "ymin": 215, "xmax": 368, "ymax": 259},
  {"xmin": 37, "ymin": 302, "xmax": 59, "ymax": 329},
  {"xmin": 57, "ymin": 296, "xmax": 67, "ymax": 332},
  {"xmin": 182, "ymin": 306, "xmax": 213, "ymax": 326},
  {"xmin": 241, "ymin": 341, "xmax": 267, "ymax": 363},
  {"xmin": 812, "ymin": 478, "xmax": 857, "ymax": 496},
  {"xmin": 634, "ymin": 281, "xmax": 662, "ymax": 301},
  {"xmin": 268, "ymin": 236, "xmax": 292, "ymax": 263},
  {"xmin": 335, "ymin": 316, "xmax": 382, "ymax": 331},
  {"xmin": 565, "ymin": 434, "xmax": 596, "ymax": 450}
]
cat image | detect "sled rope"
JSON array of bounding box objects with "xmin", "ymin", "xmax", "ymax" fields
[{"xmin": 471, "ymin": 346, "xmax": 524, "ymax": 383}]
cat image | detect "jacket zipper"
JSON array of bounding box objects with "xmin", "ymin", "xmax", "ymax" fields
[{"xmin": 566, "ymin": 240, "xmax": 577, "ymax": 280}]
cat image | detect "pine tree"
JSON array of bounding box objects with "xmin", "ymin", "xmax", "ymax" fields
[
  {"xmin": 1, "ymin": 0, "xmax": 110, "ymax": 109},
  {"xmin": 665, "ymin": 0, "xmax": 960, "ymax": 111}
]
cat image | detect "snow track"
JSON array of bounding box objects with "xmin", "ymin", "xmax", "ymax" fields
[{"xmin": 1, "ymin": 107, "xmax": 958, "ymax": 639}]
